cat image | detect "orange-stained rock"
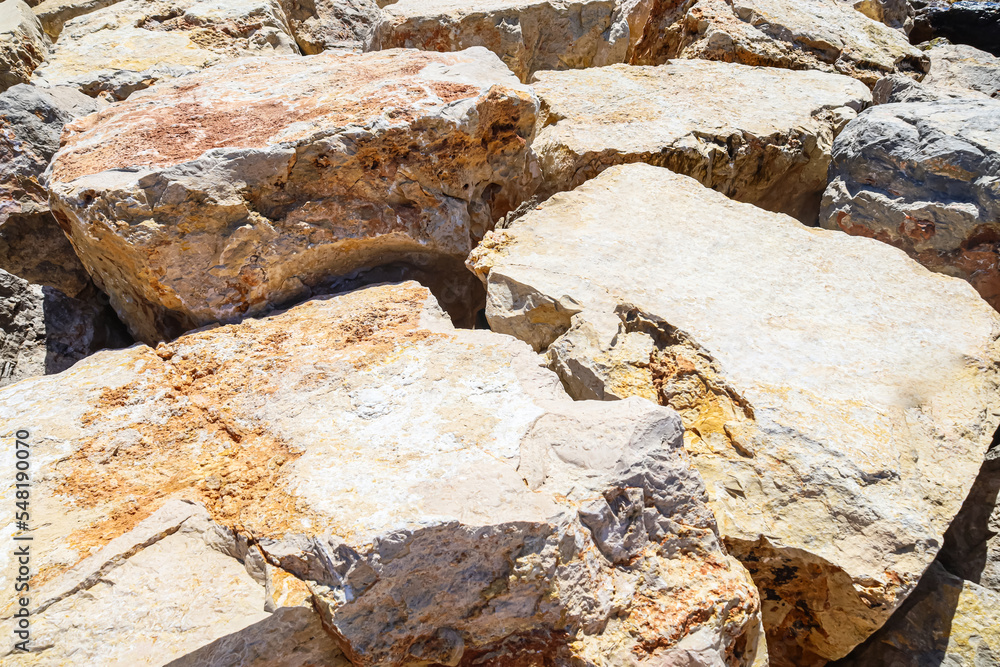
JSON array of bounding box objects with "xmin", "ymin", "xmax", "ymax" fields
[
  {"xmin": 46, "ymin": 48, "xmax": 540, "ymax": 343},
  {"xmin": 0, "ymin": 282, "xmax": 764, "ymax": 666}
]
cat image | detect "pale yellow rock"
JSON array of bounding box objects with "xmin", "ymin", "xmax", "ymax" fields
[
  {"xmin": 468, "ymin": 163, "xmax": 1000, "ymax": 666},
  {"xmin": 0, "ymin": 0, "xmax": 48, "ymax": 92},
  {"xmin": 0, "ymin": 282, "xmax": 763, "ymax": 666},
  {"xmin": 531, "ymin": 60, "xmax": 871, "ymax": 222},
  {"xmin": 31, "ymin": 0, "xmax": 299, "ymax": 99}
]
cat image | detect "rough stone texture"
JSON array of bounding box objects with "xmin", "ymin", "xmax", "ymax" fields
[
  {"xmin": 279, "ymin": 0, "xmax": 382, "ymax": 53},
  {"xmin": 0, "ymin": 282, "xmax": 764, "ymax": 666},
  {"xmin": 30, "ymin": 0, "xmax": 300, "ymax": 100},
  {"xmin": 912, "ymin": 0, "xmax": 1000, "ymax": 57},
  {"xmin": 0, "ymin": 83, "xmax": 104, "ymax": 296},
  {"xmin": 0, "ymin": 499, "xmax": 351, "ymax": 666},
  {"xmin": 467, "ymin": 163, "xmax": 1000, "ymax": 666},
  {"xmin": 630, "ymin": 0, "xmax": 929, "ymax": 87},
  {"xmin": 831, "ymin": 561, "xmax": 1000, "ymax": 666},
  {"xmin": 924, "ymin": 41, "xmax": 1000, "ymax": 98},
  {"xmin": 46, "ymin": 48, "xmax": 540, "ymax": 344},
  {"xmin": 31, "ymin": 0, "xmax": 124, "ymax": 40},
  {"xmin": 820, "ymin": 98, "xmax": 1000, "ymax": 311},
  {"xmin": 0, "ymin": 0, "xmax": 48, "ymax": 93},
  {"xmin": 367, "ymin": 0, "xmax": 649, "ymax": 83},
  {"xmin": 844, "ymin": 0, "xmax": 914, "ymax": 32},
  {"xmin": 531, "ymin": 60, "xmax": 870, "ymax": 223},
  {"xmin": 871, "ymin": 72, "xmax": 993, "ymax": 102},
  {"xmin": 0, "ymin": 269, "xmax": 130, "ymax": 387}
]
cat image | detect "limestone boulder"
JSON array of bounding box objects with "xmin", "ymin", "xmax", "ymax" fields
[
  {"xmin": 279, "ymin": 0, "xmax": 382, "ymax": 53},
  {"xmin": 367, "ymin": 0, "xmax": 650, "ymax": 83},
  {"xmin": 832, "ymin": 562, "xmax": 1000, "ymax": 666},
  {"xmin": 46, "ymin": 48, "xmax": 540, "ymax": 343},
  {"xmin": 0, "ymin": 281, "xmax": 764, "ymax": 666},
  {"xmin": 630, "ymin": 0, "xmax": 928, "ymax": 87},
  {"xmin": 0, "ymin": 269, "xmax": 130, "ymax": 387},
  {"xmin": 820, "ymin": 98, "xmax": 1000, "ymax": 311},
  {"xmin": 0, "ymin": 83, "xmax": 105, "ymax": 296},
  {"xmin": 0, "ymin": 0, "xmax": 48, "ymax": 93},
  {"xmin": 531, "ymin": 60, "xmax": 870, "ymax": 223},
  {"xmin": 31, "ymin": 0, "xmax": 124, "ymax": 40},
  {"xmin": 31, "ymin": 0, "xmax": 300, "ymax": 100},
  {"xmin": 467, "ymin": 163, "xmax": 1000, "ymax": 666},
  {"xmin": 924, "ymin": 42, "xmax": 1000, "ymax": 98}
]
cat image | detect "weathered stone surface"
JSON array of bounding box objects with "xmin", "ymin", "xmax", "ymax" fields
[
  {"xmin": 832, "ymin": 561, "xmax": 1000, "ymax": 666},
  {"xmin": 367, "ymin": 0, "xmax": 648, "ymax": 83},
  {"xmin": 630, "ymin": 0, "xmax": 928, "ymax": 87},
  {"xmin": 31, "ymin": 0, "xmax": 299, "ymax": 100},
  {"xmin": 0, "ymin": 0, "xmax": 48, "ymax": 93},
  {"xmin": 939, "ymin": 443, "xmax": 1000, "ymax": 594},
  {"xmin": 467, "ymin": 163, "xmax": 1000, "ymax": 666},
  {"xmin": 0, "ymin": 269, "xmax": 130, "ymax": 386},
  {"xmin": 924, "ymin": 41, "xmax": 1000, "ymax": 98},
  {"xmin": 46, "ymin": 48, "xmax": 540, "ymax": 343},
  {"xmin": 912, "ymin": 0, "xmax": 1000, "ymax": 57},
  {"xmin": 0, "ymin": 499, "xmax": 350, "ymax": 666},
  {"xmin": 0, "ymin": 281, "xmax": 764, "ymax": 666},
  {"xmin": 279, "ymin": 0, "xmax": 381, "ymax": 53},
  {"xmin": 844, "ymin": 0, "xmax": 914, "ymax": 32},
  {"xmin": 531, "ymin": 60, "xmax": 870, "ymax": 222},
  {"xmin": 871, "ymin": 72, "xmax": 992, "ymax": 102},
  {"xmin": 0, "ymin": 83, "xmax": 104, "ymax": 296},
  {"xmin": 820, "ymin": 98, "xmax": 1000, "ymax": 311},
  {"xmin": 31, "ymin": 0, "xmax": 124, "ymax": 40}
]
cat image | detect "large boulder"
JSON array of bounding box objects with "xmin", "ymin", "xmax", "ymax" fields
[
  {"xmin": 0, "ymin": 83, "xmax": 105, "ymax": 296},
  {"xmin": 0, "ymin": 281, "xmax": 764, "ymax": 666},
  {"xmin": 279, "ymin": 0, "xmax": 382, "ymax": 53},
  {"xmin": 820, "ymin": 98, "xmax": 1000, "ymax": 311},
  {"xmin": 531, "ymin": 60, "xmax": 870, "ymax": 223},
  {"xmin": 46, "ymin": 48, "xmax": 540, "ymax": 343},
  {"xmin": 831, "ymin": 561, "xmax": 1000, "ymax": 666},
  {"xmin": 923, "ymin": 41, "xmax": 1000, "ymax": 98},
  {"xmin": 367, "ymin": 0, "xmax": 650, "ymax": 83},
  {"xmin": 871, "ymin": 72, "xmax": 993, "ymax": 103},
  {"xmin": 30, "ymin": 0, "xmax": 300, "ymax": 100},
  {"xmin": 629, "ymin": 0, "xmax": 928, "ymax": 87},
  {"xmin": 0, "ymin": 0, "xmax": 48, "ymax": 93},
  {"xmin": 467, "ymin": 163, "xmax": 1000, "ymax": 666},
  {"xmin": 0, "ymin": 268, "xmax": 130, "ymax": 387}
]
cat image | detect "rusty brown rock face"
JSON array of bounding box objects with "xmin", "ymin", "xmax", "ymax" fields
[{"xmin": 47, "ymin": 48, "xmax": 541, "ymax": 343}]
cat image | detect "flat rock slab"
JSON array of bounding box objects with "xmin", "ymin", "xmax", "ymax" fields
[
  {"xmin": 467, "ymin": 163, "xmax": 1000, "ymax": 666},
  {"xmin": 367, "ymin": 0, "xmax": 648, "ymax": 83},
  {"xmin": 46, "ymin": 48, "xmax": 540, "ymax": 343},
  {"xmin": 630, "ymin": 0, "xmax": 928, "ymax": 87},
  {"xmin": 0, "ymin": 0, "xmax": 48, "ymax": 93},
  {"xmin": 820, "ymin": 98, "xmax": 1000, "ymax": 311},
  {"xmin": 0, "ymin": 83, "xmax": 105, "ymax": 296},
  {"xmin": 531, "ymin": 60, "xmax": 871, "ymax": 222},
  {"xmin": 0, "ymin": 281, "xmax": 763, "ymax": 666},
  {"xmin": 30, "ymin": 0, "xmax": 300, "ymax": 100}
]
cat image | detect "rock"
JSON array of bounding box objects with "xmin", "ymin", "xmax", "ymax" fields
[
  {"xmin": 0, "ymin": 269, "xmax": 130, "ymax": 386},
  {"xmin": 46, "ymin": 48, "xmax": 540, "ymax": 343},
  {"xmin": 912, "ymin": 0, "xmax": 1000, "ymax": 57},
  {"xmin": 831, "ymin": 561, "xmax": 1000, "ymax": 666},
  {"xmin": 31, "ymin": 0, "xmax": 125, "ymax": 40},
  {"xmin": 467, "ymin": 163, "xmax": 1000, "ymax": 666},
  {"xmin": 30, "ymin": 0, "xmax": 300, "ymax": 100},
  {"xmin": 279, "ymin": 0, "xmax": 382, "ymax": 53},
  {"xmin": 531, "ymin": 60, "xmax": 870, "ymax": 223},
  {"xmin": 0, "ymin": 0, "xmax": 48, "ymax": 93},
  {"xmin": 0, "ymin": 499, "xmax": 351, "ymax": 666},
  {"xmin": 0, "ymin": 281, "xmax": 764, "ymax": 666},
  {"xmin": 819, "ymin": 98, "xmax": 1000, "ymax": 311},
  {"xmin": 845, "ymin": 0, "xmax": 914, "ymax": 32},
  {"xmin": 0, "ymin": 83, "xmax": 105, "ymax": 296},
  {"xmin": 924, "ymin": 42, "xmax": 1000, "ymax": 98},
  {"xmin": 871, "ymin": 72, "xmax": 992, "ymax": 102},
  {"xmin": 367, "ymin": 0, "xmax": 648, "ymax": 83},
  {"xmin": 630, "ymin": 0, "xmax": 929, "ymax": 87}
]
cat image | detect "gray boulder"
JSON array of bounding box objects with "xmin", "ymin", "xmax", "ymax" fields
[{"xmin": 924, "ymin": 41, "xmax": 1000, "ymax": 98}]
